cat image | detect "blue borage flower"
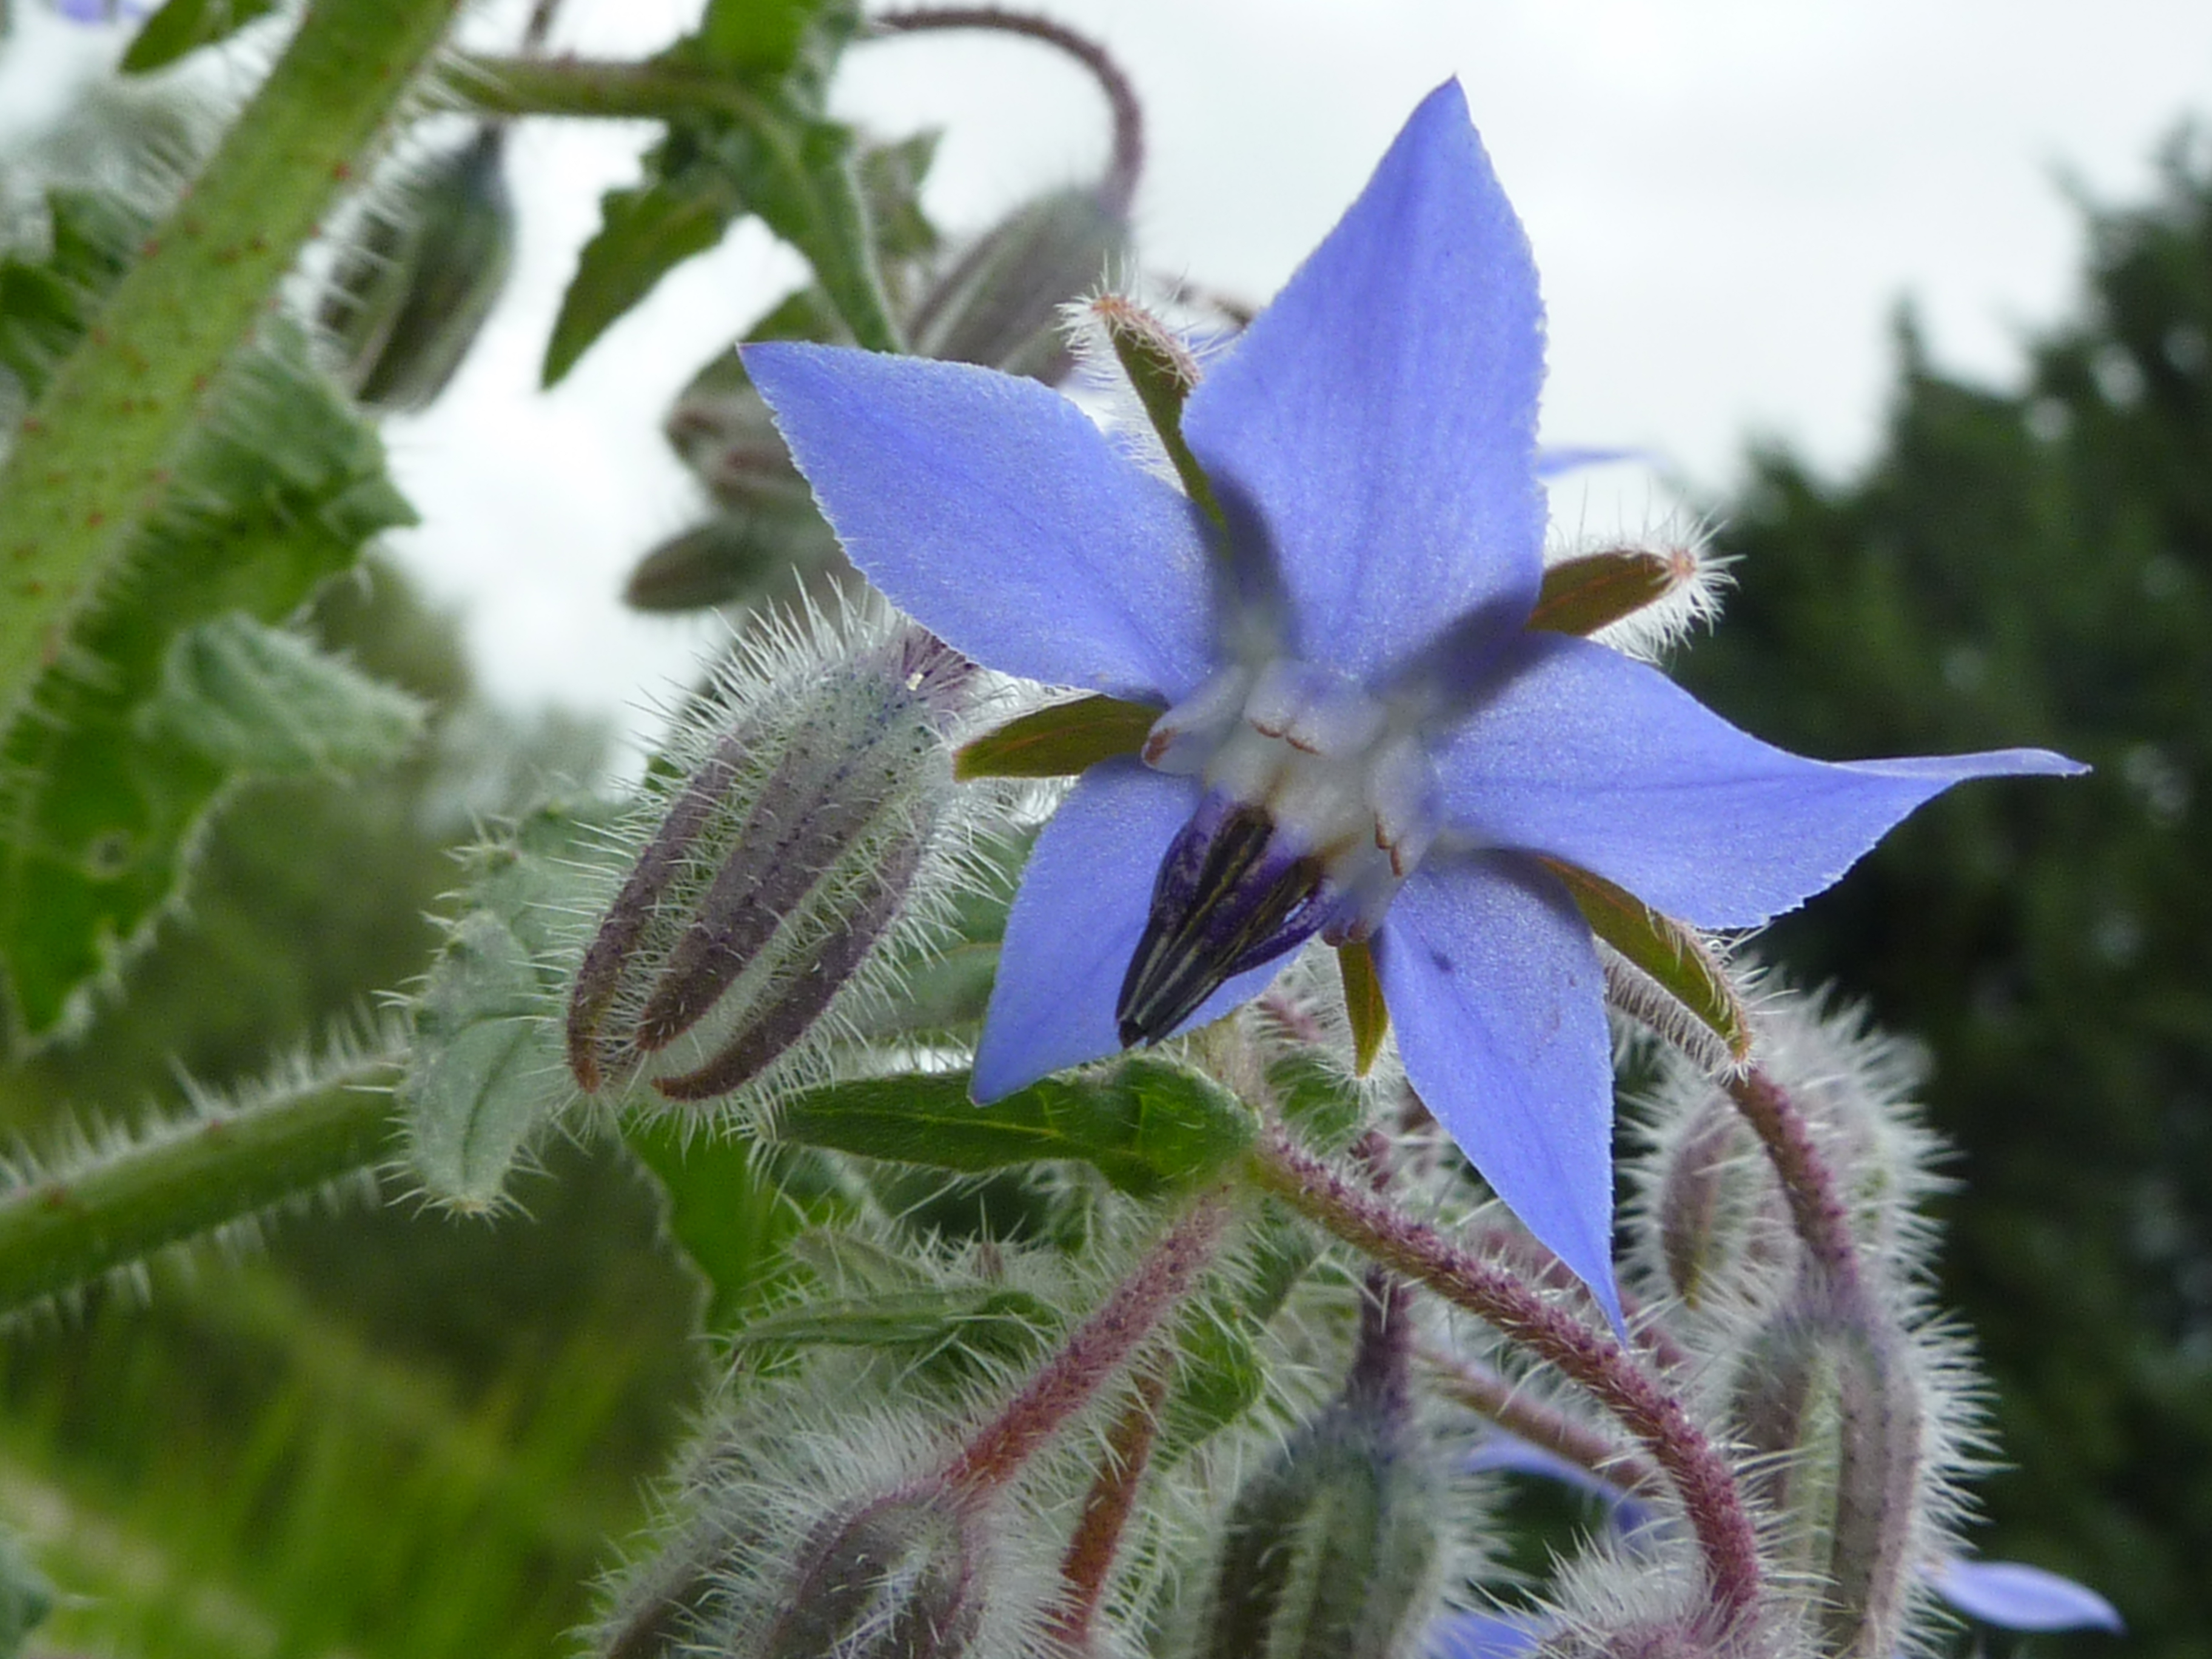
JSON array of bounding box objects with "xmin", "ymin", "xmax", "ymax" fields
[{"xmin": 744, "ymin": 81, "xmax": 2080, "ymax": 1322}]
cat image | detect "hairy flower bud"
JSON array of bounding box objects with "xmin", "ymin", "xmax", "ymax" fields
[
  {"xmin": 763, "ymin": 1489, "xmax": 984, "ymax": 1659},
  {"xmin": 566, "ymin": 610, "xmax": 983, "ymax": 1103},
  {"xmin": 907, "ymin": 186, "xmax": 1131, "ymax": 384},
  {"xmin": 1185, "ymin": 1276, "xmax": 1445, "ymax": 1659},
  {"xmin": 1727, "ymin": 1285, "xmax": 1926, "ymax": 1659},
  {"xmin": 318, "ymin": 124, "xmax": 515, "ymax": 412}
]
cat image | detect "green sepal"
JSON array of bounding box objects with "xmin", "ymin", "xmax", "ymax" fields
[
  {"xmin": 771, "ymin": 1056, "xmax": 1255, "ymax": 1197},
  {"xmin": 1527, "ymin": 548, "xmax": 1685, "ymax": 637},
  {"xmin": 120, "ymin": 0, "xmax": 280, "ymax": 73},
  {"xmin": 1089, "ymin": 293, "xmax": 1224, "ymax": 526},
  {"xmin": 1158, "ymin": 1300, "xmax": 1265, "ymax": 1459},
  {"xmin": 1335, "ymin": 940, "xmax": 1389, "ymax": 1076},
  {"xmin": 954, "ymin": 694, "xmax": 1158, "ymax": 780},
  {"xmin": 1538, "ymin": 856, "xmax": 1752, "ymax": 1062},
  {"xmin": 139, "ymin": 611, "xmax": 425, "ymax": 776},
  {"xmin": 727, "ymin": 1285, "xmax": 1056, "ymax": 1377}
]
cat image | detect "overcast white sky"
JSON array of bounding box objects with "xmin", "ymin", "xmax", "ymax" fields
[{"xmin": 9, "ymin": 2, "xmax": 2212, "ymax": 752}]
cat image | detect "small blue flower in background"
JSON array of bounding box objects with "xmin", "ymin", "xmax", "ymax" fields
[{"xmin": 745, "ymin": 80, "xmax": 2080, "ymax": 1323}]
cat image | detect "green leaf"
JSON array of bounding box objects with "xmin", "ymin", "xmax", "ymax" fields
[
  {"xmin": 139, "ymin": 611, "xmax": 425, "ymax": 776},
  {"xmin": 400, "ymin": 911, "xmax": 557, "ymax": 1212},
  {"xmin": 543, "ymin": 166, "xmax": 738, "ymax": 386},
  {"xmin": 726, "ymin": 1285, "xmax": 1056, "ymax": 1379},
  {"xmin": 1538, "ymin": 856, "xmax": 1751, "ymax": 1062},
  {"xmin": 119, "ymin": 0, "xmax": 280, "ymax": 73},
  {"xmin": 400, "ymin": 801, "xmax": 616, "ymax": 1207},
  {"xmin": 691, "ymin": 0, "xmax": 829, "ymax": 73},
  {"xmin": 1159, "ymin": 1302, "xmax": 1264, "ymax": 1458},
  {"xmin": 625, "ymin": 1120, "xmax": 853, "ymax": 1331},
  {"xmin": 0, "ymin": 321, "xmax": 416, "ymax": 1042},
  {"xmin": 0, "ymin": 1530, "xmax": 53, "ymax": 1658},
  {"xmin": 954, "ymin": 695, "xmax": 1159, "ymax": 780},
  {"xmin": 772, "ymin": 1056, "xmax": 1255, "ymax": 1196}
]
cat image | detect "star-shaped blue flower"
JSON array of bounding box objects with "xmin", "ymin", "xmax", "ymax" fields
[{"xmin": 743, "ymin": 81, "xmax": 2079, "ymax": 1322}]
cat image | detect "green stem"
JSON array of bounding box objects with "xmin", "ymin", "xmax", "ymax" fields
[
  {"xmin": 0, "ymin": 1052, "xmax": 399, "ymax": 1314},
  {"xmin": 0, "ymin": 0, "xmax": 466, "ymax": 733}
]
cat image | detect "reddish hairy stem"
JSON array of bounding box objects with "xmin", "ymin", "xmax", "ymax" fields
[
  {"xmin": 1045, "ymin": 1357, "xmax": 1173, "ymax": 1652},
  {"xmin": 945, "ymin": 1187, "xmax": 1230, "ymax": 1495},
  {"xmin": 1421, "ymin": 1345, "xmax": 1661, "ymax": 1496},
  {"xmin": 1723, "ymin": 1066, "xmax": 1866, "ymax": 1299},
  {"xmin": 1248, "ymin": 1125, "xmax": 1762, "ymax": 1624},
  {"xmin": 870, "ymin": 7, "xmax": 1145, "ymax": 214}
]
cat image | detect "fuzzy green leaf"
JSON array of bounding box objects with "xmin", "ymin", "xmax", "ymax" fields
[
  {"xmin": 689, "ymin": 0, "xmax": 830, "ymax": 73},
  {"xmin": 398, "ymin": 803, "xmax": 618, "ymax": 1207},
  {"xmin": 773, "ymin": 1056, "xmax": 1255, "ymax": 1196},
  {"xmin": 0, "ymin": 321, "xmax": 416, "ymax": 1044},
  {"xmin": 624, "ymin": 1121, "xmax": 854, "ymax": 1331},
  {"xmin": 140, "ymin": 612, "xmax": 425, "ymax": 775},
  {"xmin": 121, "ymin": 0, "xmax": 280, "ymax": 73},
  {"xmin": 728, "ymin": 1285, "xmax": 1056, "ymax": 1373}
]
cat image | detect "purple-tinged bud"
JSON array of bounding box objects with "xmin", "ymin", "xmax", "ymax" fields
[
  {"xmin": 566, "ymin": 611, "xmax": 983, "ymax": 1104},
  {"xmin": 762, "ymin": 1488, "xmax": 985, "ymax": 1659},
  {"xmin": 318, "ymin": 125, "xmax": 515, "ymax": 413},
  {"xmin": 1643, "ymin": 1098, "xmax": 1794, "ymax": 1314},
  {"xmin": 907, "ymin": 186, "xmax": 1131, "ymax": 384},
  {"xmin": 1726, "ymin": 1284, "xmax": 1927, "ymax": 1659}
]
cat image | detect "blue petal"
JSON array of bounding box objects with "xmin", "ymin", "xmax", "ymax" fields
[
  {"xmin": 745, "ymin": 343, "xmax": 1217, "ymax": 702},
  {"xmin": 1179, "ymin": 81, "xmax": 1546, "ymax": 684},
  {"xmin": 1464, "ymin": 1432, "xmax": 1658, "ymax": 1536},
  {"xmin": 1926, "ymin": 1557, "xmax": 2125, "ymax": 1634},
  {"xmin": 1373, "ymin": 853, "xmax": 1623, "ymax": 1329},
  {"xmin": 972, "ymin": 760, "xmax": 1290, "ymax": 1101},
  {"xmin": 1432, "ymin": 632, "xmax": 2086, "ymax": 929},
  {"xmin": 1427, "ymin": 1610, "xmax": 1554, "ymax": 1659}
]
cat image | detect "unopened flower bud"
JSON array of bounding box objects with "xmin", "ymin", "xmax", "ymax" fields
[
  {"xmin": 319, "ymin": 124, "xmax": 515, "ymax": 412},
  {"xmin": 907, "ymin": 185, "xmax": 1131, "ymax": 384},
  {"xmin": 623, "ymin": 514, "xmax": 846, "ymax": 614},
  {"xmin": 764, "ymin": 1488, "xmax": 984, "ymax": 1659},
  {"xmin": 665, "ymin": 350, "xmax": 828, "ymax": 516},
  {"xmin": 1646, "ymin": 1098, "xmax": 1794, "ymax": 1313},
  {"xmin": 566, "ymin": 612, "xmax": 981, "ymax": 1103},
  {"xmin": 1187, "ymin": 1283, "xmax": 1444, "ymax": 1659},
  {"xmin": 1728, "ymin": 1286, "xmax": 1926, "ymax": 1659}
]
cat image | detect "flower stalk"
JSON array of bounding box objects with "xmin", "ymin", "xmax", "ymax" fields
[
  {"xmin": 1044, "ymin": 1356, "xmax": 1173, "ymax": 1653},
  {"xmin": 1246, "ymin": 1123, "xmax": 1763, "ymax": 1624},
  {"xmin": 943, "ymin": 1186, "xmax": 1233, "ymax": 1496}
]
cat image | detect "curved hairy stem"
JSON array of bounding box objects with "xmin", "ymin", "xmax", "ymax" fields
[{"xmin": 1248, "ymin": 1124, "xmax": 1762, "ymax": 1625}]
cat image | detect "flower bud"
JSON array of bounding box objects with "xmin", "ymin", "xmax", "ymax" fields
[
  {"xmin": 1727, "ymin": 1287, "xmax": 1926, "ymax": 1659},
  {"xmin": 623, "ymin": 514, "xmax": 847, "ymax": 614},
  {"xmin": 907, "ymin": 185, "xmax": 1131, "ymax": 384},
  {"xmin": 1186, "ymin": 1297, "xmax": 1446, "ymax": 1659},
  {"xmin": 566, "ymin": 611, "xmax": 982, "ymax": 1103},
  {"xmin": 1644, "ymin": 1098, "xmax": 1794, "ymax": 1313},
  {"xmin": 665, "ymin": 350, "xmax": 829, "ymax": 517},
  {"xmin": 763, "ymin": 1488, "xmax": 984, "ymax": 1659},
  {"xmin": 318, "ymin": 124, "xmax": 515, "ymax": 412}
]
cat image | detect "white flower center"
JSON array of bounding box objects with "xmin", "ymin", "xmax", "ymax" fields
[{"xmin": 1141, "ymin": 657, "xmax": 1441, "ymax": 942}]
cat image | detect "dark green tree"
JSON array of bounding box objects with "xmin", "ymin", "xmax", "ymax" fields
[{"xmin": 1681, "ymin": 129, "xmax": 2212, "ymax": 1659}]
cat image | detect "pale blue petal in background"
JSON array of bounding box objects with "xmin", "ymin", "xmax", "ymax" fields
[{"xmin": 1927, "ymin": 1557, "xmax": 2125, "ymax": 1634}]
